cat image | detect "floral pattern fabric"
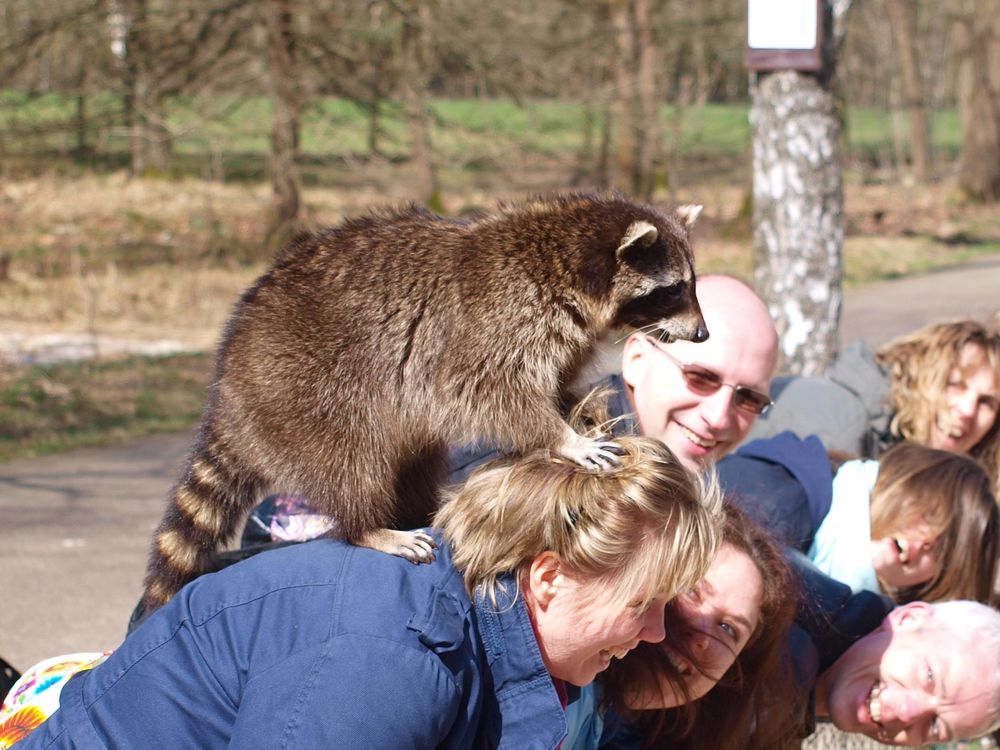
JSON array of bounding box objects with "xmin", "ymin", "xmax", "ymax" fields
[{"xmin": 0, "ymin": 652, "xmax": 109, "ymax": 748}]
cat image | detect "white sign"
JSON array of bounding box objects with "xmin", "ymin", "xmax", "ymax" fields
[{"xmin": 748, "ymin": 0, "xmax": 818, "ymax": 50}]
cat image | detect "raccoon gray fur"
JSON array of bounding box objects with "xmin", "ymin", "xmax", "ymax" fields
[{"xmin": 142, "ymin": 191, "xmax": 708, "ymax": 609}]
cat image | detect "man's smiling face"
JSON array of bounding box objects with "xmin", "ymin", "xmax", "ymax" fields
[
  {"xmin": 621, "ymin": 275, "xmax": 776, "ymax": 471},
  {"xmin": 816, "ymin": 602, "xmax": 999, "ymax": 746}
]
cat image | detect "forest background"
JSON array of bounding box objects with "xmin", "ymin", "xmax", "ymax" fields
[{"xmin": 1, "ymin": 0, "xmax": 999, "ymax": 461}]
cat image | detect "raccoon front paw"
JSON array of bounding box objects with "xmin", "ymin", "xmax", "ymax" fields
[
  {"xmin": 557, "ymin": 431, "xmax": 625, "ymax": 471},
  {"xmin": 357, "ymin": 528, "xmax": 438, "ymax": 564}
]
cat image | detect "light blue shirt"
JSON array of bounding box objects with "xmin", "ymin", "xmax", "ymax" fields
[
  {"xmin": 563, "ymin": 683, "xmax": 605, "ymax": 750},
  {"xmin": 808, "ymin": 459, "xmax": 882, "ymax": 594}
]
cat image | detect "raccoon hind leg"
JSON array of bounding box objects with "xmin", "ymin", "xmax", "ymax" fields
[{"xmin": 340, "ymin": 441, "xmax": 447, "ymax": 564}]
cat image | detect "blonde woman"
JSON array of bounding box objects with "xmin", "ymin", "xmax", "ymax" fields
[
  {"xmin": 879, "ymin": 319, "xmax": 1000, "ymax": 484},
  {"xmin": 10, "ymin": 438, "xmax": 721, "ymax": 750},
  {"xmin": 747, "ymin": 318, "xmax": 1000, "ymax": 488}
]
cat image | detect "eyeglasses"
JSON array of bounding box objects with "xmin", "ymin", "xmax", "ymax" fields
[{"xmin": 647, "ymin": 338, "xmax": 773, "ymax": 416}]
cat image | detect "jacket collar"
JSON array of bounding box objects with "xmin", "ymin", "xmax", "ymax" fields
[{"xmin": 474, "ymin": 576, "xmax": 567, "ymax": 749}]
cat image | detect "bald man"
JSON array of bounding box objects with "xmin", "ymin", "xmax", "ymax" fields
[
  {"xmin": 448, "ymin": 274, "xmax": 779, "ymax": 479},
  {"xmin": 618, "ymin": 274, "xmax": 778, "ymax": 470}
]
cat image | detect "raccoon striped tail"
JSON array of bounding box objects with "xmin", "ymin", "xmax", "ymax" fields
[{"xmin": 141, "ymin": 444, "xmax": 264, "ymax": 611}]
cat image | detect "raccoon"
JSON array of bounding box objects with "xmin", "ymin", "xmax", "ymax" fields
[{"xmin": 142, "ymin": 191, "xmax": 707, "ymax": 609}]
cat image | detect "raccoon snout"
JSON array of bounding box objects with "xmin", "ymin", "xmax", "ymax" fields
[{"xmin": 656, "ymin": 321, "xmax": 709, "ymax": 344}]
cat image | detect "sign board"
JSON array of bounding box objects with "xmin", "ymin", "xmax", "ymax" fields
[{"xmin": 744, "ymin": 0, "xmax": 824, "ymax": 72}]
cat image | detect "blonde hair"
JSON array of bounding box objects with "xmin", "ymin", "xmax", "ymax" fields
[
  {"xmin": 435, "ymin": 436, "xmax": 723, "ymax": 611},
  {"xmin": 869, "ymin": 443, "xmax": 999, "ymax": 603},
  {"xmin": 877, "ymin": 318, "xmax": 1000, "ymax": 486}
]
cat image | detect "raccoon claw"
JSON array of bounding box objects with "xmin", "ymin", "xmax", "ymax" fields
[
  {"xmin": 558, "ymin": 432, "xmax": 624, "ymax": 471},
  {"xmin": 357, "ymin": 528, "xmax": 437, "ymax": 564},
  {"xmin": 401, "ymin": 531, "xmax": 438, "ymax": 565},
  {"xmin": 596, "ymin": 437, "xmax": 626, "ymax": 456},
  {"xmin": 584, "ymin": 441, "xmax": 625, "ymax": 470}
]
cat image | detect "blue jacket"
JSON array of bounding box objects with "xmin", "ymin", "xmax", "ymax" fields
[
  {"xmin": 21, "ymin": 537, "xmax": 567, "ymax": 749},
  {"xmin": 716, "ymin": 431, "xmax": 834, "ymax": 551}
]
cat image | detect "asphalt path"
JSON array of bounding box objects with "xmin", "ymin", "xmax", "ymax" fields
[{"xmin": 3, "ymin": 255, "xmax": 1000, "ymax": 673}]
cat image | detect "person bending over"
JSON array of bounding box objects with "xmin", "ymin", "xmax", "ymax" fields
[
  {"xmin": 812, "ymin": 599, "xmax": 1000, "ymax": 746},
  {"xmin": 11, "ymin": 437, "xmax": 721, "ymax": 750}
]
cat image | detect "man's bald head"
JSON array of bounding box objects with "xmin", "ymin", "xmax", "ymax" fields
[
  {"xmin": 621, "ymin": 274, "xmax": 778, "ymax": 470},
  {"xmin": 692, "ymin": 274, "xmax": 779, "ymax": 378}
]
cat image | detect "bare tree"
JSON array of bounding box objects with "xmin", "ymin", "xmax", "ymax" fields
[
  {"xmin": 632, "ymin": 0, "xmax": 661, "ymax": 199},
  {"xmin": 956, "ymin": 0, "xmax": 1000, "ymax": 200},
  {"xmin": 885, "ymin": 0, "xmax": 932, "ymax": 182},
  {"xmin": 114, "ymin": 0, "xmax": 174, "ymax": 173},
  {"xmin": 396, "ymin": 0, "xmax": 441, "ymax": 210},
  {"xmin": 607, "ymin": 0, "xmax": 662, "ymax": 198},
  {"xmin": 751, "ymin": 1, "xmax": 851, "ymax": 376}
]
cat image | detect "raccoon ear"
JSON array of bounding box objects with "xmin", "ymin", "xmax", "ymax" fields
[
  {"xmin": 676, "ymin": 204, "xmax": 703, "ymax": 230},
  {"xmin": 617, "ymin": 221, "xmax": 658, "ymax": 257}
]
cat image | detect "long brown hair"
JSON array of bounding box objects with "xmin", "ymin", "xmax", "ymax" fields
[
  {"xmin": 600, "ymin": 503, "xmax": 800, "ymax": 750},
  {"xmin": 869, "ymin": 442, "xmax": 999, "ymax": 603},
  {"xmin": 877, "ymin": 318, "xmax": 1000, "ymax": 488}
]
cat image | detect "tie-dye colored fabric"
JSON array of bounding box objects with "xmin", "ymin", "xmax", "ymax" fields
[{"xmin": 0, "ymin": 652, "xmax": 109, "ymax": 748}]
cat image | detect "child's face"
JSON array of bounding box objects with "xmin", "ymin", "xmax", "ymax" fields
[{"xmin": 871, "ymin": 520, "xmax": 941, "ymax": 589}]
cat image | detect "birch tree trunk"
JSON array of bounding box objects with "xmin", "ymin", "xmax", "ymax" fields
[
  {"xmin": 263, "ymin": 0, "xmax": 302, "ymax": 252},
  {"xmin": 751, "ymin": 70, "xmax": 845, "ymax": 376}
]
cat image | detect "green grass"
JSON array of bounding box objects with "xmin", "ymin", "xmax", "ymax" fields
[
  {"xmin": 844, "ymin": 108, "xmax": 962, "ymax": 160},
  {"xmin": 0, "ymin": 90, "xmax": 967, "ymax": 179},
  {"xmin": 0, "ymin": 353, "xmax": 212, "ymax": 462}
]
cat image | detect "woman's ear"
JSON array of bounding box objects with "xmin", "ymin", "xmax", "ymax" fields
[{"xmin": 526, "ymin": 551, "xmax": 564, "ymax": 610}]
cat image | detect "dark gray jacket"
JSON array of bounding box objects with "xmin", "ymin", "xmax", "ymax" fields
[{"xmin": 744, "ymin": 341, "xmax": 896, "ymax": 458}]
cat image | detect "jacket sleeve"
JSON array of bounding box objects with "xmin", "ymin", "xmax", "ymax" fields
[{"xmin": 230, "ymin": 636, "xmax": 464, "ymax": 749}]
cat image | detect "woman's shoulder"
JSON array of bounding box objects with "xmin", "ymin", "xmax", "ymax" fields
[{"xmin": 159, "ymin": 535, "xmax": 470, "ymax": 643}]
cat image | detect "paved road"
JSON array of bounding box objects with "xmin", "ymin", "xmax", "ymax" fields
[{"xmin": 3, "ymin": 256, "xmax": 1000, "ymax": 672}]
